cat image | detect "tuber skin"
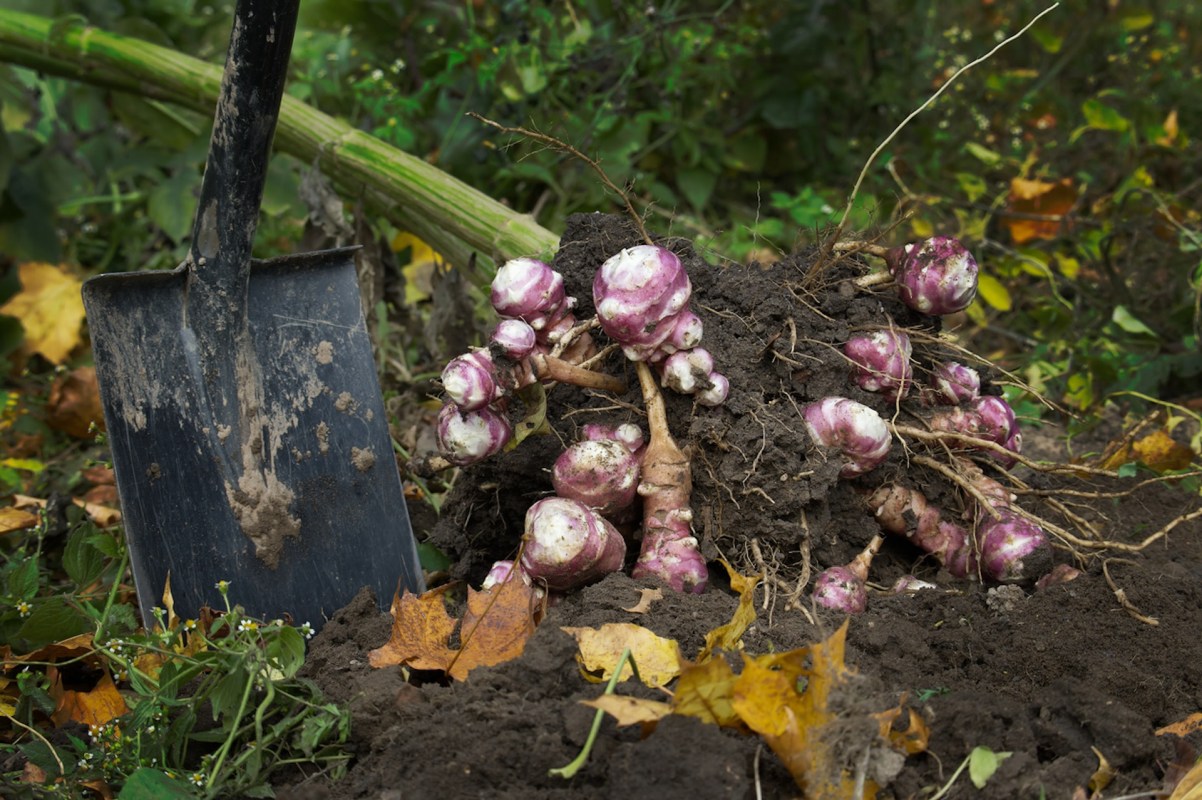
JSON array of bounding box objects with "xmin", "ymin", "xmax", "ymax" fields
[
  {"xmin": 552, "ymin": 439, "xmax": 641, "ymax": 517},
  {"xmin": 811, "ymin": 534, "xmax": 883, "ymax": 614},
  {"xmin": 661, "ymin": 347, "xmax": 730, "ymax": 406},
  {"xmin": 441, "ymin": 350, "xmax": 503, "ymax": 412},
  {"xmin": 867, "ymin": 484, "xmax": 976, "ymax": 578},
  {"xmin": 520, "ymin": 497, "xmax": 627, "ymax": 592},
  {"xmin": 928, "ymin": 361, "xmax": 981, "ymax": 405},
  {"xmin": 436, "ymin": 403, "xmax": 513, "ymax": 466},
  {"xmin": 884, "ymin": 235, "xmax": 979, "ymax": 315},
  {"xmin": 803, "ymin": 397, "xmax": 892, "ymax": 478},
  {"xmin": 844, "ymin": 330, "xmax": 913, "ymax": 399},
  {"xmin": 630, "ymin": 361, "xmax": 708, "ymax": 593},
  {"xmin": 490, "ymin": 257, "xmax": 571, "ymax": 332},
  {"xmin": 594, "ymin": 245, "xmax": 697, "ymax": 362},
  {"xmin": 491, "ymin": 319, "xmax": 538, "ymax": 360}
]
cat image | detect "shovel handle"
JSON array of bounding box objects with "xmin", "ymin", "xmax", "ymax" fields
[{"xmin": 188, "ymin": 0, "xmax": 299, "ymax": 319}]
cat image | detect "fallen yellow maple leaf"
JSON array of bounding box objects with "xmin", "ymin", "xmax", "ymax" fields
[
  {"xmin": 0, "ymin": 506, "xmax": 40, "ymax": 534},
  {"xmin": 1101, "ymin": 428, "xmax": 1196, "ymax": 473},
  {"xmin": 49, "ymin": 668, "xmax": 128, "ymax": 729},
  {"xmin": 562, "ymin": 623, "xmax": 681, "ymax": 688},
  {"xmin": 697, "ymin": 561, "xmax": 760, "ymax": 661},
  {"xmin": 369, "ymin": 577, "xmax": 538, "ymax": 681},
  {"xmin": 580, "ymin": 694, "xmax": 672, "ymax": 727},
  {"xmin": 731, "ymin": 620, "xmax": 871, "ymax": 799},
  {"xmin": 1158, "ymin": 712, "xmax": 1202, "ymax": 738},
  {"xmin": 1169, "ymin": 759, "xmax": 1202, "ymax": 800},
  {"xmin": 672, "ymin": 655, "xmax": 744, "ymax": 729},
  {"xmin": 0, "ymin": 262, "xmax": 86, "ymax": 365}
]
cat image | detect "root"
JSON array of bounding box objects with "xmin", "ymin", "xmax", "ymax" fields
[{"xmin": 1102, "ymin": 558, "xmax": 1159, "ymax": 626}]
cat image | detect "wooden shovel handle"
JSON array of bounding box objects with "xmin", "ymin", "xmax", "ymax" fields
[{"xmin": 187, "ymin": 0, "xmax": 298, "ymax": 329}]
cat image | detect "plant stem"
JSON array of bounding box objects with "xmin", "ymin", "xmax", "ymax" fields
[
  {"xmin": 0, "ymin": 10, "xmax": 560, "ymax": 269},
  {"xmin": 93, "ymin": 545, "xmax": 129, "ymax": 645},
  {"xmin": 548, "ymin": 647, "xmax": 631, "ymax": 779}
]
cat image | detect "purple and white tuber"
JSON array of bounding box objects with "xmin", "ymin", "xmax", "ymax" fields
[
  {"xmin": 885, "ymin": 236, "xmax": 979, "ymax": 315},
  {"xmin": 552, "ymin": 439, "xmax": 641, "ymax": 517},
  {"xmin": 435, "ymin": 403, "xmax": 513, "ymax": 466},
  {"xmin": 976, "ymin": 511, "xmax": 1050, "ymax": 583},
  {"xmin": 440, "ymin": 350, "xmax": 502, "ymax": 412},
  {"xmin": 661, "ymin": 347, "xmax": 730, "ymax": 406},
  {"xmin": 490, "ymin": 319, "xmax": 538, "ymax": 360},
  {"xmin": 582, "ymin": 422, "xmax": 646, "ymax": 456},
  {"xmin": 929, "ymin": 361, "xmax": 981, "ymax": 405},
  {"xmin": 803, "ymin": 397, "xmax": 892, "ymax": 477},
  {"xmin": 594, "ymin": 245, "xmax": 697, "ymax": 361},
  {"xmin": 490, "ymin": 257, "xmax": 571, "ymax": 331},
  {"xmin": 520, "ymin": 497, "xmax": 627, "ymax": 591},
  {"xmin": 811, "ymin": 535, "xmax": 883, "ymax": 614},
  {"xmin": 844, "ymin": 330, "xmax": 913, "ymax": 399}
]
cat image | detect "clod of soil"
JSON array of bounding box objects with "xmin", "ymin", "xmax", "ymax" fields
[{"xmin": 276, "ymin": 214, "xmax": 1202, "ymax": 799}]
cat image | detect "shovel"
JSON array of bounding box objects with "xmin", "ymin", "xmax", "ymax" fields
[{"xmin": 82, "ymin": 0, "xmax": 424, "ymax": 630}]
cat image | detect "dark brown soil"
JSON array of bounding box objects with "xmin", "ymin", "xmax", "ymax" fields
[{"xmin": 277, "ymin": 215, "xmax": 1202, "ymax": 800}]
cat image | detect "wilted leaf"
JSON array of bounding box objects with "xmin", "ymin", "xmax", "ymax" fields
[
  {"xmin": 1089, "ymin": 746, "xmax": 1115, "ymax": 793},
  {"xmin": 1003, "ymin": 178, "xmax": 1076, "ymax": 244},
  {"xmin": 731, "ymin": 621, "xmax": 867, "ymax": 797},
  {"xmin": 1102, "ymin": 429, "xmax": 1195, "ymax": 473},
  {"xmin": 698, "ymin": 561, "xmax": 760, "ymax": 661},
  {"xmin": 46, "ymin": 367, "xmax": 104, "ymax": 439},
  {"xmin": 0, "ymin": 262, "xmax": 86, "ymax": 364},
  {"xmin": 368, "ymin": 585, "xmax": 458, "ymax": 672},
  {"xmin": 562, "ymin": 623, "xmax": 681, "ymax": 688},
  {"xmin": 1157, "ymin": 712, "xmax": 1202, "ymax": 738},
  {"xmin": 581, "ymin": 694, "xmax": 672, "ymax": 727},
  {"xmin": 0, "ymin": 506, "xmax": 39, "ymax": 534},
  {"xmin": 1168, "ymin": 758, "xmax": 1202, "ymax": 800},
  {"xmin": 872, "ymin": 704, "xmax": 930, "ymax": 756},
  {"xmin": 672, "ymin": 655, "xmax": 743, "ymax": 728},
  {"xmin": 392, "ymin": 232, "xmax": 442, "ymax": 305},
  {"xmin": 968, "ymin": 746, "xmax": 1011, "ymax": 789},
  {"xmin": 622, "ymin": 588, "xmax": 663, "ymax": 614},
  {"xmin": 1156, "ymin": 109, "xmax": 1181, "ymax": 147},
  {"xmin": 49, "ymin": 668, "xmax": 128, "ymax": 728},
  {"xmin": 368, "ymin": 578, "xmax": 538, "ymax": 681},
  {"xmin": 12, "ymin": 494, "xmax": 120, "ymax": 529}
]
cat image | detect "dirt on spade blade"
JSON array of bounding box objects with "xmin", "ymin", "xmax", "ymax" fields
[{"xmin": 277, "ymin": 214, "xmax": 1202, "ymax": 800}]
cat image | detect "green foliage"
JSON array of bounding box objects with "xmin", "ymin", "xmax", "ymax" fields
[{"xmin": 1, "ymin": 513, "xmax": 348, "ymax": 798}]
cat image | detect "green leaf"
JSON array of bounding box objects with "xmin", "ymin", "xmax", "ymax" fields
[
  {"xmin": 976, "ymin": 273, "xmax": 1013, "ymax": 312},
  {"xmin": 117, "ymin": 767, "xmax": 195, "ymax": 799},
  {"xmin": 1081, "ymin": 99, "xmax": 1130, "ymax": 133},
  {"xmin": 8, "ymin": 557, "xmax": 40, "ymax": 599},
  {"xmin": 63, "ymin": 528, "xmax": 107, "ymax": 588},
  {"xmin": 209, "ymin": 667, "xmax": 249, "ymax": 723},
  {"xmin": 1029, "ymin": 25, "xmax": 1063, "ymax": 53},
  {"xmin": 147, "ymin": 171, "xmax": 198, "ymax": 244},
  {"xmin": 1111, "ymin": 305, "xmax": 1156, "ymax": 336},
  {"xmin": 677, "ymin": 167, "xmax": 717, "ymax": 211},
  {"xmin": 969, "ymin": 746, "xmax": 1011, "ymax": 788},
  {"xmin": 0, "ymin": 119, "xmax": 13, "ymax": 191},
  {"xmin": 964, "ymin": 142, "xmax": 1002, "ymax": 166},
  {"xmin": 265, "ymin": 626, "xmax": 306, "ymax": 681},
  {"xmin": 417, "ymin": 542, "xmax": 452, "ymax": 573},
  {"xmin": 15, "ymin": 598, "xmax": 91, "ymax": 650},
  {"xmin": 18, "ymin": 740, "xmax": 76, "ymax": 779},
  {"xmin": 956, "ymin": 172, "xmax": 987, "ymax": 203}
]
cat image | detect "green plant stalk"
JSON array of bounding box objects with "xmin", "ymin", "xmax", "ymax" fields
[
  {"xmin": 0, "ymin": 11, "xmax": 560, "ymax": 269},
  {"xmin": 548, "ymin": 647, "xmax": 631, "ymax": 780}
]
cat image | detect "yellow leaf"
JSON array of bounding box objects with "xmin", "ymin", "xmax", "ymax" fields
[
  {"xmin": 1132, "ymin": 429, "xmax": 1196, "ymax": 472},
  {"xmin": 1089, "ymin": 746, "xmax": 1115, "ymax": 793},
  {"xmin": 0, "ymin": 262, "xmax": 86, "ymax": 364},
  {"xmin": 391, "ymin": 232, "xmax": 443, "ymax": 305},
  {"xmin": 975, "ymin": 273, "xmax": 1013, "ymax": 312},
  {"xmin": 50, "ymin": 668, "xmax": 128, "ymax": 729},
  {"xmin": 731, "ymin": 621, "xmax": 869, "ymax": 798},
  {"xmin": 1056, "ymin": 255, "xmax": 1081, "ymax": 279},
  {"xmin": 580, "ymin": 694, "xmax": 672, "ymax": 727},
  {"xmin": 1156, "ymin": 109, "xmax": 1180, "ymax": 146},
  {"xmin": 698, "ymin": 561, "xmax": 760, "ymax": 661},
  {"xmin": 1158, "ymin": 712, "xmax": 1202, "ymax": 738},
  {"xmin": 672, "ymin": 655, "xmax": 744, "ymax": 729},
  {"xmin": 0, "ymin": 507, "xmax": 40, "ymax": 534},
  {"xmin": 562, "ymin": 623, "xmax": 681, "ymax": 688},
  {"xmin": 909, "ymin": 217, "xmax": 935, "ymax": 239}
]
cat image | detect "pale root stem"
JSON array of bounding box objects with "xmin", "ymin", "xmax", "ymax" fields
[
  {"xmin": 530, "ymin": 353, "xmax": 625, "ymax": 394},
  {"xmin": 853, "ymin": 271, "xmax": 894, "ymax": 289},
  {"xmin": 910, "ymin": 455, "xmax": 1004, "ymax": 521},
  {"xmin": 631, "ymin": 361, "xmax": 707, "ymax": 593},
  {"xmin": 833, "ymin": 241, "xmax": 892, "ymax": 259}
]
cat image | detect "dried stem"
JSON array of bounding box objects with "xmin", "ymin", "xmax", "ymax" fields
[
  {"xmin": 1102, "ymin": 559, "xmax": 1159, "ymax": 627},
  {"xmin": 530, "ymin": 353, "xmax": 626, "ymax": 394},
  {"xmin": 468, "ymin": 112, "xmax": 653, "ymax": 247},
  {"xmin": 910, "ymin": 455, "xmax": 1003, "ymax": 521}
]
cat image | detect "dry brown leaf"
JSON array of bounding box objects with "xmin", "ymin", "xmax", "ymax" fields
[
  {"xmin": 1003, "ymin": 177, "xmax": 1076, "ymax": 243},
  {"xmin": 1169, "ymin": 759, "xmax": 1202, "ymax": 800},
  {"xmin": 49, "ymin": 668, "xmax": 127, "ymax": 728},
  {"xmin": 622, "ymin": 588, "xmax": 663, "ymax": 614},
  {"xmin": 369, "ymin": 578, "xmax": 538, "ymax": 681},
  {"xmin": 731, "ymin": 621, "xmax": 870, "ymax": 798},
  {"xmin": 0, "ymin": 262, "xmax": 86, "ymax": 364},
  {"xmin": 562, "ymin": 623, "xmax": 681, "ymax": 688},
  {"xmin": 697, "ymin": 561, "xmax": 760, "ymax": 661},
  {"xmin": 1158, "ymin": 712, "xmax": 1202, "ymax": 737},
  {"xmin": 3, "ymin": 633, "xmax": 97, "ymax": 667},
  {"xmin": 450, "ymin": 577, "xmax": 538, "ymax": 681},
  {"xmin": 12, "ymin": 494, "xmax": 121, "ymax": 528},
  {"xmin": 0, "ymin": 506, "xmax": 40, "ymax": 534},
  {"xmin": 1132, "ymin": 430, "xmax": 1196, "ymax": 472},
  {"xmin": 672, "ymin": 655, "xmax": 744, "ymax": 729},
  {"xmin": 580, "ymin": 694, "xmax": 672, "ymax": 727},
  {"xmin": 81, "ymin": 465, "xmax": 116, "ymax": 486},
  {"xmin": 46, "ymin": 367, "xmax": 104, "ymax": 439}
]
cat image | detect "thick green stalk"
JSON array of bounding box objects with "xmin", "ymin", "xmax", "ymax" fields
[{"xmin": 0, "ymin": 10, "xmax": 560, "ymax": 268}]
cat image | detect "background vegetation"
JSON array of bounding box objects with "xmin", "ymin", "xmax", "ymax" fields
[{"xmin": 0, "ymin": 1, "xmax": 1200, "ymax": 794}]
